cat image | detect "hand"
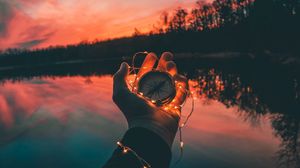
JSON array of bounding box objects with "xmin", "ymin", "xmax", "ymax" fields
[{"xmin": 113, "ymin": 52, "xmax": 188, "ymax": 147}]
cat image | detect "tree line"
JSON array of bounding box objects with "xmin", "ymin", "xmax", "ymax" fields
[{"xmin": 0, "ymin": 0, "xmax": 299, "ymax": 67}]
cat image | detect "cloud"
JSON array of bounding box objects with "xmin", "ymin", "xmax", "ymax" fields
[
  {"xmin": 16, "ymin": 38, "xmax": 47, "ymax": 48},
  {"xmin": 0, "ymin": 1, "xmax": 56, "ymax": 49},
  {"xmin": 0, "ymin": 0, "xmax": 14, "ymax": 37},
  {"xmin": 0, "ymin": 0, "xmax": 202, "ymax": 50},
  {"xmin": 15, "ymin": 27, "xmax": 55, "ymax": 48}
]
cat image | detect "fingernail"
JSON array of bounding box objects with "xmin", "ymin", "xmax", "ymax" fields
[
  {"xmin": 162, "ymin": 52, "xmax": 174, "ymax": 60},
  {"xmin": 120, "ymin": 62, "xmax": 128, "ymax": 69},
  {"xmin": 166, "ymin": 62, "xmax": 176, "ymax": 71}
]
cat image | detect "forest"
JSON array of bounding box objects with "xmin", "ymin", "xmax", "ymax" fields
[{"xmin": 0, "ymin": 0, "xmax": 299, "ymax": 67}]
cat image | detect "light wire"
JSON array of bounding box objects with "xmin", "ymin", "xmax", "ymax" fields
[{"xmin": 121, "ymin": 51, "xmax": 196, "ymax": 168}]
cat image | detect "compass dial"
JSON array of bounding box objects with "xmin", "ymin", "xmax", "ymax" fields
[{"xmin": 137, "ymin": 71, "xmax": 176, "ymax": 106}]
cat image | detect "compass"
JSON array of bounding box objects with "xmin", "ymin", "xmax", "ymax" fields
[{"xmin": 137, "ymin": 71, "xmax": 176, "ymax": 106}]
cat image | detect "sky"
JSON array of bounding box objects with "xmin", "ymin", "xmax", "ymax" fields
[{"xmin": 0, "ymin": 0, "xmax": 214, "ymax": 50}]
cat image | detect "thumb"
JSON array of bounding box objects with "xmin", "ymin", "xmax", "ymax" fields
[{"xmin": 113, "ymin": 62, "xmax": 130, "ymax": 95}]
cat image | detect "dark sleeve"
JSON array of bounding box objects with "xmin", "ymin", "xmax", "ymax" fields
[{"xmin": 102, "ymin": 127, "xmax": 172, "ymax": 168}]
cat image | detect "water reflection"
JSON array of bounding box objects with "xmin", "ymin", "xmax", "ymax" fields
[
  {"xmin": 271, "ymin": 114, "xmax": 300, "ymax": 168},
  {"xmin": 0, "ymin": 64, "xmax": 299, "ymax": 168},
  {"xmin": 187, "ymin": 68, "xmax": 300, "ymax": 168},
  {"xmin": 189, "ymin": 68, "xmax": 268, "ymax": 124}
]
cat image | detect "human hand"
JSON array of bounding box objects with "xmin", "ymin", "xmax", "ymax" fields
[{"xmin": 113, "ymin": 52, "xmax": 188, "ymax": 147}]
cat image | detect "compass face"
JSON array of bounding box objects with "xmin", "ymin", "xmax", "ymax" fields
[{"xmin": 137, "ymin": 71, "xmax": 176, "ymax": 106}]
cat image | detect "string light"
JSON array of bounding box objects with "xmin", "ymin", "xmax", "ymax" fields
[
  {"xmin": 180, "ymin": 141, "xmax": 184, "ymax": 148},
  {"xmin": 123, "ymin": 148, "xmax": 128, "ymax": 154},
  {"xmin": 173, "ymin": 90, "xmax": 195, "ymax": 167},
  {"xmin": 116, "ymin": 141, "xmax": 151, "ymax": 168},
  {"xmin": 125, "ymin": 51, "xmax": 196, "ymax": 167}
]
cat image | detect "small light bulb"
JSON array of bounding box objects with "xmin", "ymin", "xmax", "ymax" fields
[
  {"xmin": 117, "ymin": 141, "xmax": 121, "ymax": 146},
  {"xmin": 151, "ymin": 100, "xmax": 156, "ymax": 103},
  {"xmin": 180, "ymin": 142, "xmax": 184, "ymax": 148},
  {"xmin": 181, "ymin": 123, "xmax": 185, "ymax": 127},
  {"xmin": 139, "ymin": 92, "xmax": 144, "ymax": 96},
  {"xmin": 123, "ymin": 148, "xmax": 128, "ymax": 153}
]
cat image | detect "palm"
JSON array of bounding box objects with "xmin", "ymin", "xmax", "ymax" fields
[{"xmin": 112, "ymin": 52, "xmax": 188, "ymax": 146}]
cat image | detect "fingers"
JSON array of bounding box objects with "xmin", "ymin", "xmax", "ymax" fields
[
  {"xmin": 113, "ymin": 62, "xmax": 154, "ymax": 119},
  {"xmin": 113, "ymin": 62, "xmax": 131, "ymax": 102},
  {"xmin": 172, "ymin": 74, "xmax": 188, "ymax": 107},
  {"xmin": 157, "ymin": 52, "xmax": 174, "ymax": 71},
  {"xmin": 166, "ymin": 61, "xmax": 177, "ymax": 76},
  {"xmin": 136, "ymin": 52, "xmax": 158, "ymax": 79}
]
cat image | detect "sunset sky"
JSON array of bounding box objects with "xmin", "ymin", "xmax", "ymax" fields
[{"xmin": 0, "ymin": 0, "xmax": 214, "ymax": 50}]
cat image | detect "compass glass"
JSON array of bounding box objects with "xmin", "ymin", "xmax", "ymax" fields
[{"xmin": 137, "ymin": 71, "xmax": 176, "ymax": 106}]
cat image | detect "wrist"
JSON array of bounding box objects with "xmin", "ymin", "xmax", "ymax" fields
[
  {"xmin": 128, "ymin": 118, "xmax": 178, "ymax": 148},
  {"xmin": 121, "ymin": 127, "xmax": 172, "ymax": 168}
]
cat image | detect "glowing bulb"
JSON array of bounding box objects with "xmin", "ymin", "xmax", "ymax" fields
[
  {"xmin": 164, "ymin": 107, "xmax": 169, "ymax": 110},
  {"xmin": 151, "ymin": 100, "xmax": 156, "ymax": 103},
  {"xmin": 180, "ymin": 142, "xmax": 184, "ymax": 148},
  {"xmin": 181, "ymin": 123, "xmax": 185, "ymax": 127},
  {"xmin": 174, "ymin": 106, "xmax": 179, "ymax": 109},
  {"xmin": 117, "ymin": 141, "xmax": 121, "ymax": 146},
  {"xmin": 123, "ymin": 148, "xmax": 128, "ymax": 153},
  {"xmin": 139, "ymin": 92, "xmax": 144, "ymax": 96}
]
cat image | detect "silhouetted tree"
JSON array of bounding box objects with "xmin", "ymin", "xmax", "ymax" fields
[
  {"xmin": 133, "ymin": 28, "xmax": 142, "ymax": 36},
  {"xmin": 189, "ymin": 2, "xmax": 220, "ymax": 31},
  {"xmin": 167, "ymin": 7, "xmax": 188, "ymax": 32}
]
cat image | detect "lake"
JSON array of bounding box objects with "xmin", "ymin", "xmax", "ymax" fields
[{"xmin": 0, "ymin": 55, "xmax": 299, "ymax": 168}]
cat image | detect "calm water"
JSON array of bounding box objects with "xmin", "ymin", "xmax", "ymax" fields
[{"xmin": 0, "ymin": 60, "xmax": 299, "ymax": 168}]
